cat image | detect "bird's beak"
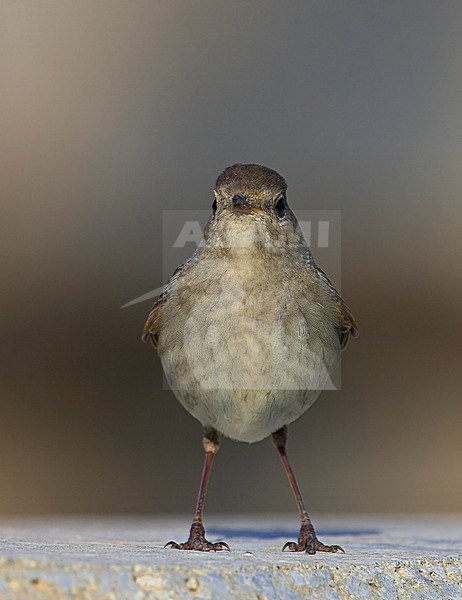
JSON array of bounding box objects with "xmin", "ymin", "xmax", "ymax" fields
[{"xmin": 231, "ymin": 194, "xmax": 265, "ymax": 215}]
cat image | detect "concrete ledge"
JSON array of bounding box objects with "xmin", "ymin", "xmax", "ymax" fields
[{"xmin": 0, "ymin": 515, "xmax": 460, "ymax": 599}]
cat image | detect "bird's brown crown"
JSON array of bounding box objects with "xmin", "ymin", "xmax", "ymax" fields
[{"xmin": 215, "ymin": 164, "xmax": 287, "ymax": 200}]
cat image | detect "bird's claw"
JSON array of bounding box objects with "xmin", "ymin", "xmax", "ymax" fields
[
  {"xmin": 282, "ymin": 526, "xmax": 345, "ymax": 554},
  {"xmin": 282, "ymin": 541, "xmax": 298, "ymax": 552},
  {"xmin": 282, "ymin": 538, "xmax": 344, "ymax": 554},
  {"xmin": 164, "ymin": 522, "xmax": 230, "ymax": 552},
  {"xmin": 215, "ymin": 540, "xmax": 230, "ymax": 551},
  {"xmin": 164, "ymin": 540, "xmax": 182, "ymax": 549},
  {"xmin": 164, "ymin": 539, "xmax": 229, "ymax": 552}
]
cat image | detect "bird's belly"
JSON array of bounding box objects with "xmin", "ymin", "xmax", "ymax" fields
[
  {"xmin": 159, "ymin": 294, "xmax": 339, "ymax": 442},
  {"xmin": 179, "ymin": 388, "xmax": 322, "ymax": 443}
]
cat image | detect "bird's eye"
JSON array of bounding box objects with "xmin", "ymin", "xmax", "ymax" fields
[
  {"xmin": 275, "ymin": 196, "xmax": 286, "ymax": 219},
  {"xmin": 212, "ymin": 199, "xmax": 217, "ymax": 213}
]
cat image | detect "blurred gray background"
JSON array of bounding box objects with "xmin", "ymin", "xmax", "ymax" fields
[{"xmin": 1, "ymin": 1, "xmax": 461, "ymax": 514}]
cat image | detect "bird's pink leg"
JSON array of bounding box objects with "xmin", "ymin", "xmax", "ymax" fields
[
  {"xmin": 165, "ymin": 428, "xmax": 230, "ymax": 551},
  {"xmin": 272, "ymin": 426, "xmax": 344, "ymax": 554}
]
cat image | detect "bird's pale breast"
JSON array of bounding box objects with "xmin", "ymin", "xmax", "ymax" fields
[{"xmin": 157, "ymin": 248, "xmax": 341, "ymax": 443}]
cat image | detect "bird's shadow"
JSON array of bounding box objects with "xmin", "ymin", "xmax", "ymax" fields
[{"xmin": 207, "ymin": 528, "xmax": 379, "ymax": 540}]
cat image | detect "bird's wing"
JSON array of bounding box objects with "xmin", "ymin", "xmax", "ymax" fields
[
  {"xmin": 141, "ymin": 292, "xmax": 164, "ymax": 349},
  {"xmin": 315, "ymin": 265, "xmax": 359, "ymax": 350},
  {"xmin": 141, "ymin": 254, "xmax": 197, "ymax": 349}
]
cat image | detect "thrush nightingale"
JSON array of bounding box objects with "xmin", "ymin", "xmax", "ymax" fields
[{"xmin": 143, "ymin": 163, "xmax": 358, "ymax": 554}]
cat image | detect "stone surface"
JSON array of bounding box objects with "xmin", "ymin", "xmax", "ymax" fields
[{"xmin": 0, "ymin": 514, "xmax": 460, "ymax": 599}]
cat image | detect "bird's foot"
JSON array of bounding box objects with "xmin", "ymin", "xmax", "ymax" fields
[
  {"xmin": 164, "ymin": 521, "xmax": 230, "ymax": 552},
  {"xmin": 282, "ymin": 523, "xmax": 344, "ymax": 555}
]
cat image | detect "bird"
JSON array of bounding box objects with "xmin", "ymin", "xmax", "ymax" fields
[{"xmin": 143, "ymin": 163, "xmax": 358, "ymax": 554}]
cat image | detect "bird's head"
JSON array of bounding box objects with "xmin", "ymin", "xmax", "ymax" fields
[
  {"xmin": 204, "ymin": 164, "xmax": 303, "ymax": 254},
  {"xmin": 213, "ymin": 163, "xmax": 288, "ymax": 219}
]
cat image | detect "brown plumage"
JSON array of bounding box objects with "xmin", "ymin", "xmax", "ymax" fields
[{"xmin": 143, "ymin": 164, "xmax": 358, "ymax": 554}]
